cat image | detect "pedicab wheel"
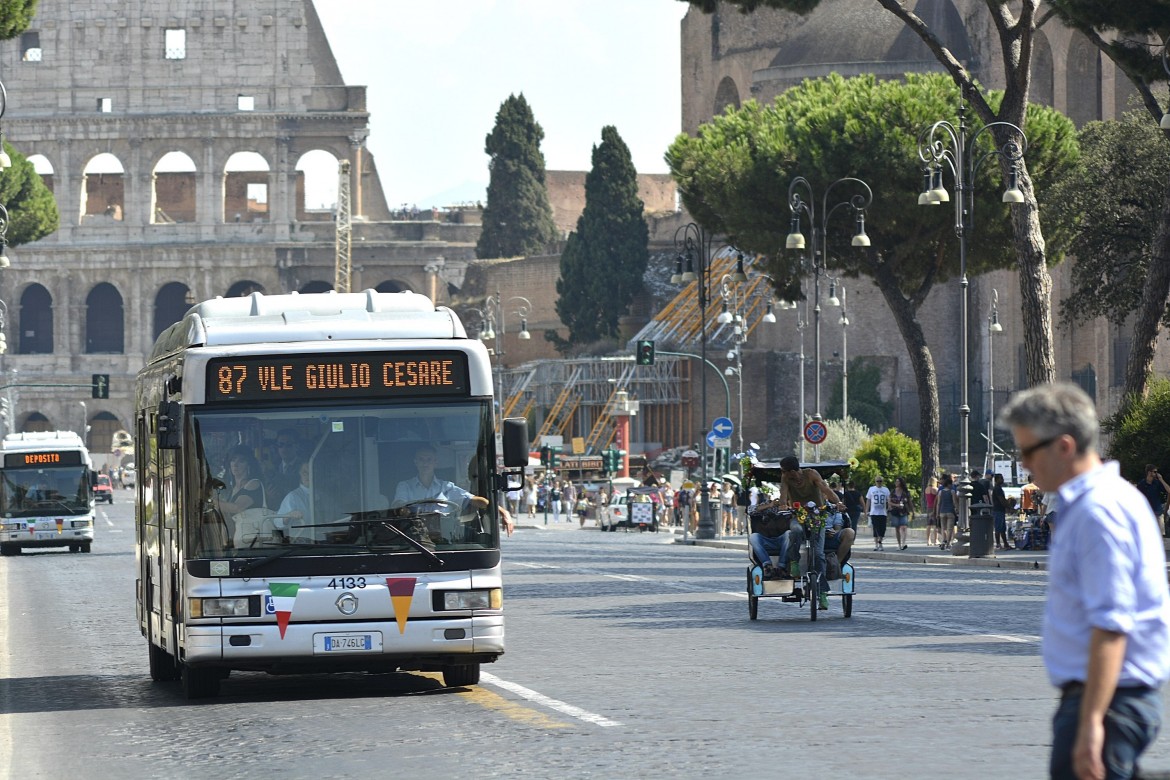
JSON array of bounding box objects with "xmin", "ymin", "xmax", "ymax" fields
[
  {"xmin": 843, "ymin": 594, "xmax": 853, "ymax": 618},
  {"xmin": 808, "ymin": 578, "xmax": 818, "ymax": 622},
  {"xmin": 746, "ymin": 570, "xmax": 759, "ymax": 620}
]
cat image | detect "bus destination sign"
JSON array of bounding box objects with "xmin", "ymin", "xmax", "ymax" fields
[
  {"xmin": 4, "ymin": 450, "xmax": 84, "ymax": 468},
  {"xmin": 206, "ymin": 352, "xmax": 471, "ymax": 402}
]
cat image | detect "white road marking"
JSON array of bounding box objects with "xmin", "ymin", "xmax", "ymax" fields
[{"xmin": 480, "ymin": 672, "xmax": 622, "ymax": 728}]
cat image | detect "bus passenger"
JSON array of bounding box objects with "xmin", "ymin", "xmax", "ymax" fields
[
  {"xmin": 276, "ymin": 461, "xmax": 312, "ymax": 539},
  {"xmin": 215, "ymin": 446, "xmax": 266, "ymax": 533}
]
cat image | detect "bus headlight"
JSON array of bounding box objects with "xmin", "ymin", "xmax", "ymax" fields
[
  {"xmin": 188, "ymin": 597, "xmax": 254, "ymax": 618},
  {"xmin": 441, "ymin": 589, "xmax": 502, "ymax": 610}
]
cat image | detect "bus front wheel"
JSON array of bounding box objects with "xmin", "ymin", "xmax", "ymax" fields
[
  {"xmin": 442, "ymin": 663, "xmax": 480, "ymax": 687},
  {"xmin": 181, "ymin": 664, "xmax": 221, "ymax": 699},
  {"xmin": 0, "ymin": 544, "xmax": 19, "ymax": 556}
]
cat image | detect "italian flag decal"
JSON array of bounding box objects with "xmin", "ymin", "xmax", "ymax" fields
[
  {"xmin": 268, "ymin": 582, "xmax": 300, "ymax": 639},
  {"xmin": 386, "ymin": 578, "xmax": 417, "ymax": 634},
  {"xmin": 56, "ymin": 518, "xmax": 63, "ymax": 535}
]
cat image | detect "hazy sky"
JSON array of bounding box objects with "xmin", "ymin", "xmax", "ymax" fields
[{"xmin": 314, "ymin": 1, "xmax": 690, "ymax": 208}]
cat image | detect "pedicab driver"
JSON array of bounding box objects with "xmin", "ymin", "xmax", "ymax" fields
[
  {"xmin": 1001, "ymin": 383, "xmax": 1169, "ymax": 780},
  {"xmin": 390, "ymin": 443, "xmax": 514, "ymax": 538},
  {"xmin": 748, "ymin": 456, "xmax": 845, "ymax": 610}
]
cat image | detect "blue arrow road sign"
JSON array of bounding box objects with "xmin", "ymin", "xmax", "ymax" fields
[
  {"xmin": 707, "ymin": 430, "xmax": 730, "ymax": 448},
  {"xmin": 712, "ymin": 417, "xmax": 734, "ymax": 437}
]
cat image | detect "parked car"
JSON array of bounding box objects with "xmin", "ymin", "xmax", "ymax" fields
[
  {"xmin": 93, "ymin": 473, "xmax": 114, "ymax": 504},
  {"xmin": 122, "ymin": 463, "xmax": 136, "ymax": 490},
  {"xmin": 599, "ymin": 486, "xmax": 661, "ymax": 532}
]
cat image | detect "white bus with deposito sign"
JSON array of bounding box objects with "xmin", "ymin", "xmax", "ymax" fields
[{"xmin": 0, "ymin": 431, "xmax": 97, "ymax": 555}]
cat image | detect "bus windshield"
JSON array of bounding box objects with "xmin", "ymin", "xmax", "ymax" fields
[
  {"xmin": 187, "ymin": 400, "xmax": 499, "ymax": 559},
  {"xmin": 2, "ymin": 466, "xmax": 92, "ymax": 516}
]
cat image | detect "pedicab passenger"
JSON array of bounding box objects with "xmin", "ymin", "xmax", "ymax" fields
[{"xmin": 748, "ymin": 456, "xmax": 845, "ymax": 608}]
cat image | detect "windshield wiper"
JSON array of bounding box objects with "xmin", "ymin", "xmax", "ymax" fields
[
  {"xmin": 233, "ymin": 543, "xmax": 329, "ymax": 575},
  {"xmin": 347, "ymin": 513, "xmax": 444, "ymax": 570}
]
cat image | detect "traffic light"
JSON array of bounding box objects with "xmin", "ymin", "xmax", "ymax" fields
[
  {"xmin": 635, "ymin": 339, "xmax": 655, "ymax": 365},
  {"xmin": 91, "ymin": 374, "xmax": 109, "ymax": 399},
  {"xmin": 603, "ymin": 448, "xmax": 617, "ymax": 474},
  {"xmin": 540, "ymin": 445, "xmax": 550, "ymax": 466},
  {"xmin": 549, "ymin": 445, "xmax": 561, "ymax": 468}
]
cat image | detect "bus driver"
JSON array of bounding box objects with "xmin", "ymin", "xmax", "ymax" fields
[{"xmin": 390, "ymin": 443, "xmax": 513, "ymax": 539}]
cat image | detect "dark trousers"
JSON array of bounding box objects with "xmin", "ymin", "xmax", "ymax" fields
[
  {"xmin": 870, "ymin": 515, "xmax": 887, "ymax": 540},
  {"xmin": 1051, "ymin": 685, "xmax": 1162, "ymax": 779}
]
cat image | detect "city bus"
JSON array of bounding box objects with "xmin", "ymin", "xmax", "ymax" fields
[
  {"xmin": 135, "ymin": 290, "xmax": 527, "ymax": 699},
  {"xmin": 0, "ymin": 430, "xmax": 97, "ymax": 555}
]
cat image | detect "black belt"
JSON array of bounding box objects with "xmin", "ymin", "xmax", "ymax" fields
[{"xmin": 1060, "ymin": 681, "xmax": 1154, "ymax": 699}]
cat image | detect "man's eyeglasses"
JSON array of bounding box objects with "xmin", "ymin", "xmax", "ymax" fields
[{"xmin": 1018, "ymin": 435, "xmax": 1061, "ymax": 460}]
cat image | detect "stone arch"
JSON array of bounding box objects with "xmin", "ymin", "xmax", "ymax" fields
[
  {"xmin": 299, "ymin": 280, "xmax": 333, "ymax": 294},
  {"xmin": 18, "ymin": 283, "xmax": 52, "ymax": 354},
  {"xmin": 375, "ymin": 280, "xmax": 409, "ymax": 293},
  {"xmin": 225, "ymin": 280, "xmax": 265, "ymax": 298},
  {"xmin": 88, "ymin": 411, "xmax": 121, "ymax": 453},
  {"xmin": 294, "ymin": 149, "xmax": 339, "ymax": 222},
  {"xmin": 153, "ymin": 282, "xmax": 192, "ymax": 340},
  {"xmin": 26, "ymin": 154, "xmax": 54, "ymax": 193},
  {"xmin": 152, "ymin": 151, "xmax": 198, "ymax": 224},
  {"xmin": 20, "ymin": 411, "xmax": 51, "ymax": 433},
  {"xmin": 80, "ymin": 152, "xmax": 125, "ymax": 224},
  {"xmin": 85, "ymin": 282, "xmax": 124, "ymax": 354},
  {"xmin": 1032, "ymin": 30, "xmax": 1054, "ymax": 108},
  {"xmin": 1066, "ymin": 32, "xmax": 1101, "ymax": 127},
  {"xmin": 713, "ymin": 76, "xmax": 741, "ymax": 116},
  {"xmin": 223, "ymin": 151, "xmax": 271, "ymax": 223}
]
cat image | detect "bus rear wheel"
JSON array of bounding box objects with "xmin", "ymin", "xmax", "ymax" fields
[
  {"xmin": 0, "ymin": 543, "xmax": 19, "ymax": 556},
  {"xmin": 181, "ymin": 664, "xmax": 221, "ymax": 699},
  {"xmin": 442, "ymin": 663, "xmax": 480, "ymax": 687},
  {"xmin": 148, "ymin": 642, "xmax": 179, "ymax": 682}
]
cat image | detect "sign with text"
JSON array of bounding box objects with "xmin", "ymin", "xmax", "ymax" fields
[{"xmin": 206, "ymin": 352, "xmax": 470, "ymax": 402}]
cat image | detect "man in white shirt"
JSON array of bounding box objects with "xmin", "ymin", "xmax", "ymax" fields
[
  {"xmin": 1002, "ymin": 383, "xmax": 1170, "ymax": 780},
  {"xmin": 391, "ymin": 443, "xmax": 512, "ymax": 539},
  {"xmin": 863, "ymin": 476, "xmax": 891, "ymax": 551}
]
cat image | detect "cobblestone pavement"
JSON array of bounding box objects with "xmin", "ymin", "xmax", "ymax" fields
[{"xmin": 3, "ymin": 508, "xmax": 1170, "ymax": 779}]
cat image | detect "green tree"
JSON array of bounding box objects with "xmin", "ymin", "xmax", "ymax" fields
[
  {"xmin": 1049, "ymin": 116, "xmax": 1169, "ymax": 331},
  {"xmin": 826, "ymin": 358, "xmax": 894, "ymax": 433},
  {"xmin": 476, "ymin": 94, "xmax": 558, "ymax": 260},
  {"xmin": 683, "ymin": 0, "xmax": 1062, "ymax": 387},
  {"xmin": 1044, "ymin": 1, "xmax": 1170, "ymax": 404},
  {"xmin": 852, "ymin": 428, "xmax": 923, "ymax": 501},
  {"xmin": 1107, "ymin": 377, "xmax": 1170, "ymax": 482},
  {"xmin": 666, "ymin": 72, "xmax": 1078, "ymax": 490},
  {"xmin": 553, "ymin": 126, "xmax": 649, "ymax": 347},
  {"xmin": 1, "ymin": 141, "xmax": 58, "ymax": 246},
  {"xmin": 0, "ymin": 0, "xmax": 36, "ymax": 40}
]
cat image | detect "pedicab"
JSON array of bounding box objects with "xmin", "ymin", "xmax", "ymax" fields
[{"xmin": 744, "ymin": 460, "xmax": 857, "ymax": 621}]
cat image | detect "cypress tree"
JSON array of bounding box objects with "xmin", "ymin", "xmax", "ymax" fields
[
  {"xmin": 476, "ymin": 94, "xmax": 558, "ymax": 259},
  {"xmin": 554, "ymin": 126, "xmax": 648, "ymax": 346}
]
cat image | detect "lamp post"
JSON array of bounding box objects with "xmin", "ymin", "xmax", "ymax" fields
[
  {"xmin": 785, "ymin": 177, "xmax": 872, "ymax": 459},
  {"xmin": 918, "ymin": 99, "xmax": 1026, "ymax": 533},
  {"xmin": 671, "ymin": 222, "xmax": 719, "ymax": 539},
  {"xmin": 985, "ymin": 288, "xmax": 1003, "ymax": 473},
  {"xmin": 471, "ymin": 291, "xmax": 532, "ymax": 430},
  {"xmin": 834, "ymin": 284, "xmax": 850, "ymax": 422},
  {"xmin": 774, "ymin": 295, "xmax": 807, "ymax": 460}
]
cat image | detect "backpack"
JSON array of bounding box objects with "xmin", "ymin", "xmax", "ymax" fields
[{"xmin": 736, "ymin": 486, "xmax": 750, "ymax": 507}]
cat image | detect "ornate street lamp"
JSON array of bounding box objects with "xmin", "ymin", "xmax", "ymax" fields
[
  {"xmin": 918, "ymin": 98, "xmax": 1027, "ymax": 536},
  {"xmin": 785, "ymin": 176, "xmax": 872, "ymax": 460},
  {"xmin": 673, "ymin": 222, "xmax": 718, "ymax": 539},
  {"xmin": 985, "ymin": 289, "xmax": 1003, "ymax": 472}
]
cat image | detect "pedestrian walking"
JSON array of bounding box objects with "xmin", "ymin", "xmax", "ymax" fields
[
  {"xmin": 991, "ymin": 472, "xmax": 1013, "ymax": 550},
  {"xmin": 1001, "ymin": 382, "xmax": 1170, "ymax": 780},
  {"xmin": 1135, "ymin": 465, "xmax": 1170, "ymax": 537},
  {"xmin": 934, "ymin": 473, "xmax": 957, "ymax": 550},
  {"xmin": 888, "ymin": 477, "xmax": 914, "ymax": 550},
  {"xmin": 549, "ymin": 483, "xmax": 561, "ymax": 522},
  {"xmin": 924, "ymin": 476, "xmax": 940, "ymax": 547},
  {"xmin": 842, "ymin": 479, "xmax": 862, "ymax": 532},
  {"xmin": 524, "ymin": 478, "xmax": 537, "ymax": 519},
  {"xmin": 864, "ymin": 476, "xmax": 890, "ymax": 550}
]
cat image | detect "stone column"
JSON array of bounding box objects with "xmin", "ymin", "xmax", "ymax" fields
[
  {"xmin": 272, "ymin": 135, "xmax": 292, "ymax": 241},
  {"xmin": 199, "ymin": 137, "xmax": 218, "ymax": 240}
]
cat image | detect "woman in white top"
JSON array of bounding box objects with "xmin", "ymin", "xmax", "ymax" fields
[{"xmin": 721, "ymin": 481, "xmax": 737, "ymax": 536}]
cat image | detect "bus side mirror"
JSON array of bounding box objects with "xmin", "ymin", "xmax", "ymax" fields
[
  {"xmin": 157, "ymin": 401, "xmax": 181, "ymax": 450},
  {"xmin": 501, "ymin": 418, "xmax": 528, "ymax": 469},
  {"xmin": 89, "ymin": 470, "xmax": 98, "ymax": 487}
]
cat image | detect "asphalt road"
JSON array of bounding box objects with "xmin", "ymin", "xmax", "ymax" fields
[{"xmin": 3, "ymin": 504, "xmax": 1170, "ymax": 779}]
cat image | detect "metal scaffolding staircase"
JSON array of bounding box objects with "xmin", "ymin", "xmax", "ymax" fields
[
  {"xmin": 583, "ymin": 363, "xmax": 636, "ymax": 454},
  {"xmin": 532, "ymin": 365, "xmax": 583, "ymax": 443}
]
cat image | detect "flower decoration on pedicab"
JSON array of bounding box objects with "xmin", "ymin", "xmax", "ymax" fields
[
  {"xmin": 793, "ymin": 501, "xmax": 828, "ymax": 532},
  {"xmin": 847, "ymin": 457, "xmax": 860, "ymax": 470}
]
